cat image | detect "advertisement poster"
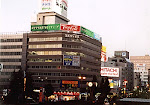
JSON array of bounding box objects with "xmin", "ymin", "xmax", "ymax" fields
[{"xmin": 63, "ymin": 55, "xmax": 80, "ymax": 66}]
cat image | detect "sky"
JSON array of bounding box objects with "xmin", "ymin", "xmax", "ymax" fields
[{"xmin": 0, "ymin": 0, "xmax": 150, "ymax": 57}]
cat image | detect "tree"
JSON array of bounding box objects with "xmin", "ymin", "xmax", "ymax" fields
[
  {"xmin": 25, "ymin": 72, "xmax": 34, "ymax": 98},
  {"xmin": 44, "ymin": 83, "xmax": 54, "ymax": 102},
  {"xmin": 98, "ymin": 77, "xmax": 111, "ymax": 104},
  {"xmin": 5, "ymin": 70, "xmax": 24, "ymax": 104}
]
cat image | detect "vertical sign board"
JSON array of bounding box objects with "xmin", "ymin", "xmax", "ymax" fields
[
  {"xmin": 101, "ymin": 46, "xmax": 107, "ymax": 62},
  {"xmin": 0, "ymin": 63, "xmax": 3, "ymax": 72},
  {"xmin": 63, "ymin": 55, "xmax": 80, "ymax": 66}
]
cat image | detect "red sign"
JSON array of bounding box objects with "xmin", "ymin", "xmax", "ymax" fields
[
  {"xmin": 101, "ymin": 67, "xmax": 119, "ymax": 77},
  {"xmin": 62, "ymin": 80, "xmax": 78, "ymax": 84},
  {"xmin": 54, "ymin": 92, "xmax": 80, "ymax": 96},
  {"xmin": 61, "ymin": 24, "xmax": 81, "ymax": 32}
]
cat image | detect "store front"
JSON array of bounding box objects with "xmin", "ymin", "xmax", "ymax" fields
[{"xmin": 53, "ymin": 91, "xmax": 80, "ymax": 101}]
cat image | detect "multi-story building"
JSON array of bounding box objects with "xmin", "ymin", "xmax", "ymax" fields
[
  {"xmin": 21, "ymin": 11, "xmax": 102, "ymax": 93},
  {"xmin": 130, "ymin": 55, "xmax": 150, "ymax": 85},
  {"xmin": 101, "ymin": 51, "xmax": 134, "ymax": 91},
  {"xmin": 0, "ymin": 33, "xmax": 23, "ymax": 90}
]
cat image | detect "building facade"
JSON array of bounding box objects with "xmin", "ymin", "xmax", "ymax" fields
[
  {"xmin": 101, "ymin": 51, "xmax": 134, "ymax": 92},
  {"xmin": 0, "ymin": 33, "xmax": 23, "ymax": 90},
  {"xmin": 130, "ymin": 55, "xmax": 150, "ymax": 86},
  {"xmin": 20, "ymin": 11, "xmax": 102, "ymax": 92},
  {"xmin": 22, "ymin": 31, "xmax": 102, "ymax": 91}
]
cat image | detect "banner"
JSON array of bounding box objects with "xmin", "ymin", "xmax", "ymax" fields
[
  {"xmin": 101, "ymin": 67, "xmax": 119, "ymax": 77},
  {"xmin": 81, "ymin": 26, "xmax": 94, "ymax": 38},
  {"xmin": 31, "ymin": 24, "xmax": 60, "ymax": 31},
  {"xmin": 61, "ymin": 24, "xmax": 80, "ymax": 32}
]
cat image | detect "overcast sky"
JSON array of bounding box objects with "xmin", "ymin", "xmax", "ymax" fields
[{"xmin": 0, "ymin": 0, "xmax": 150, "ymax": 57}]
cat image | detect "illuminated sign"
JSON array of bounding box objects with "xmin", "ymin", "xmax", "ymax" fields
[
  {"xmin": 63, "ymin": 55, "xmax": 80, "ymax": 66},
  {"xmin": 101, "ymin": 67, "xmax": 119, "ymax": 77},
  {"xmin": 61, "ymin": 80, "xmax": 79, "ymax": 88},
  {"xmin": 61, "ymin": 24, "xmax": 81, "ymax": 32},
  {"xmin": 54, "ymin": 91, "xmax": 80, "ymax": 96},
  {"xmin": 62, "ymin": 80, "xmax": 78, "ymax": 84}
]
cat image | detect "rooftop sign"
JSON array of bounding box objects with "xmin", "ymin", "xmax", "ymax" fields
[
  {"xmin": 39, "ymin": 0, "xmax": 68, "ymax": 17},
  {"xmin": 31, "ymin": 24, "xmax": 101, "ymax": 40},
  {"xmin": 31, "ymin": 24, "xmax": 60, "ymax": 31}
]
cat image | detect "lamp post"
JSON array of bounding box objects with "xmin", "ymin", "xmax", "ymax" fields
[
  {"xmin": 78, "ymin": 76, "xmax": 86, "ymax": 92},
  {"xmin": 78, "ymin": 76, "xmax": 86, "ymax": 100}
]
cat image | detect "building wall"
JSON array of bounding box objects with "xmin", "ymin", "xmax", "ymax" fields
[
  {"xmin": 23, "ymin": 31, "xmax": 101, "ymax": 91},
  {"xmin": 130, "ymin": 55, "xmax": 150, "ymax": 84},
  {"xmin": 106, "ymin": 57, "xmax": 134, "ymax": 91},
  {"xmin": 0, "ymin": 33, "xmax": 23, "ymax": 89},
  {"xmin": 31, "ymin": 12, "xmax": 70, "ymax": 25}
]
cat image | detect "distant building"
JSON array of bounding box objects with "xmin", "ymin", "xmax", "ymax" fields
[
  {"xmin": 114, "ymin": 51, "xmax": 129, "ymax": 59},
  {"xmin": 0, "ymin": 33, "xmax": 23, "ymax": 89},
  {"xmin": 130, "ymin": 55, "xmax": 150, "ymax": 86},
  {"xmin": 101, "ymin": 51, "xmax": 134, "ymax": 92}
]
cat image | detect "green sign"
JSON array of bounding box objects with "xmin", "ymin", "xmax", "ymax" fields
[
  {"xmin": 81, "ymin": 26, "xmax": 94, "ymax": 38},
  {"xmin": 31, "ymin": 24, "xmax": 60, "ymax": 31}
]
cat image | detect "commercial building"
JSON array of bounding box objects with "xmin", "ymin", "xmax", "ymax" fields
[
  {"xmin": 0, "ymin": 0, "xmax": 102, "ymax": 100},
  {"xmin": 22, "ymin": 12, "xmax": 102, "ymax": 92},
  {"xmin": 101, "ymin": 51, "xmax": 134, "ymax": 92},
  {"xmin": 0, "ymin": 33, "xmax": 23, "ymax": 90},
  {"xmin": 130, "ymin": 55, "xmax": 150, "ymax": 86}
]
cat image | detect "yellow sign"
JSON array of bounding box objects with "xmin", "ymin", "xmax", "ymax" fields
[{"xmin": 101, "ymin": 46, "xmax": 106, "ymax": 53}]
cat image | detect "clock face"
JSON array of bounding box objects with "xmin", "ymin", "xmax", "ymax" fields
[{"xmin": 122, "ymin": 52, "xmax": 126, "ymax": 56}]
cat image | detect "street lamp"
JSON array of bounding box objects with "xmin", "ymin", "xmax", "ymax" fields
[
  {"xmin": 78, "ymin": 76, "xmax": 86, "ymax": 100},
  {"xmin": 78, "ymin": 76, "xmax": 86, "ymax": 91}
]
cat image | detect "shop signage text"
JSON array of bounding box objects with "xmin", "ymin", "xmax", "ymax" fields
[
  {"xmin": 101, "ymin": 67, "xmax": 119, "ymax": 77},
  {"xmin": 54, "ymin": 91, "xmax": 80, "ymax": 96},
  {"xmin": 61, "ymin": 24, "xmax": 80, "ymax": 32}
]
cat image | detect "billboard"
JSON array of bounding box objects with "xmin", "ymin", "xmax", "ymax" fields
[
  {"xmin": 63, "ymin": 55, "xmax": 80, "ymax": 66},
  {"xmin": 100, "ymin": 67, "xmax": 119, "ymax": 77},
  {"xmin": 81, "ymin": 26, "xmax": 94, "ymax": 38},
  {"xmin": 31, "ymin": 24, "xmax": 60, "ymax": 31},
  {"xmin": 60, "ymin": 80, "xmax": 79, "ymax": 88},
  {"xmin": 108, "ymin": 79, "xmax": 119, "ymax": 88},
  {"xmin": 61, "ymin": 24, "xmax": 80, "ymax": 32},
  {"xmin": 31, "ymin": 24, "xmax": 101, "ymax": 41},
  {"xmin": 39, "ymin": 0, "xmax": 68, "ymax": 17}
]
